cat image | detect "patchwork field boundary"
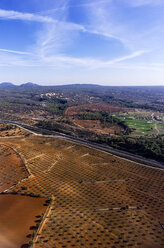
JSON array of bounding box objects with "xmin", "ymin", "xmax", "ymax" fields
[
  {"xmin": 52, "ymin": 137, "xmax": 164, "ymax": 171},
  {"xmin": 0, "ymin": 135, "xmax": 163, "ymax": 247},
  {"xmin": 0, "ymin": 143, "xmax": 31, "ymax": 176},
  {"xmin": 0, "ymin": 135, "xmax": 26, "ymax": 139},
  {"xmin": 3, "ymin": 175, "xmax": 34, "ymax": 194},
  {"xmin": 32, "ymin": 196, "xmax": 55, "ymax": 248},
  {"xmin": 2, "ymin": 119, "xmax": 163, "ymax": 169}
]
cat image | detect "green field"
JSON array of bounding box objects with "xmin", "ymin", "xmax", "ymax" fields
[
  {"xmin": 124, "ymin": 118, "xmax": 154, "ymax": 135},
  {"xmin": 113, "ymin": 114, "xmax": 164, "ymax": 136},
  {"xmin": 157, "ymin": 123, "xmax": 164, "ymax": 134}
]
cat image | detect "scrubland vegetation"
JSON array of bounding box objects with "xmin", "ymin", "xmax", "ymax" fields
[{"xmin": 1, "ymin": 83, "xmax": 163, "ymax": 162}]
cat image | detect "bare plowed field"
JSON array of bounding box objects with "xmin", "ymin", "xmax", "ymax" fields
[
  {"xmin": 73, "ymin": 119, "xmax": 123, "ymax": 135},
  {"xmin": 0, "ymin": 144, "xmax": 29, "ymax": 192},
  {"xmin": 0, "ymin": 195, "xmax": 47, "ymax": 248},
  {"xmin": 65, "ymin": 103, "xmax": 125, "ymax": 115},
  {"xmin": 1, "ymin": 135, "xmax": 164, "ymax": 248}
]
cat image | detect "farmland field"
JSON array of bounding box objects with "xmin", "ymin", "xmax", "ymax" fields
[
  {"xmin": 0, "ymin": 84, "xmax": 163, "ymax": 162},
  {"xmin": 73, "ymin": 119, "xmax": 123, "ymax": 135},
  {"xmin": 65, "ymin": 103, "xmax": 125, "ymax": 115},
  {"xmin": 0, "ymin": 144, "xmax": 29, "ymax": 192},
  {"xmin": 0, "ymin": 195, "xmax": 47, "ymax": 248},
  {"xmin": 0, "ymin": 134, "xmax": 163, "ymax": 248},
  {"xmin": 112, "ymin": 113, "xmax": 164, "ymax": 136},
  {"xmin": 121, "ymin": 118, "xmax": 154, "ymax": 135}
]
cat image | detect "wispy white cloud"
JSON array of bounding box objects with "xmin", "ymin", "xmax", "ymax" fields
[
  {"xmin": 0, "ymin": 53, "xmax": 31, "ymax": 67},
  {"xmin": 0, "ymin": 48, "xmax": 31, "ymax": 55},
  {"xmin": 40, "ymin": 0, "xmax": 110, "ymax": 14},
  {"xmin": 0, "ymin": 9, "xmax": 54, "ymax": 23},
  {"xmin": 123, "ymin": 0, "xmax": 164, "ymax": 7},
  {"xmin": 0, "ymin": 1, "xmax": 163, "ymax": 77},
  {"xmin": 84, "ymin": 1, "xmax": 128, "ymax": 48},
  {"xmin": 84, "ymin": 0, "xmax": 164, "ymax": 53},
  {"xmin": 37, "ymin": 50, "xmax": 148, "ymax": 69},
  {"xmin": 0, "ymin": 47, "xmax": 147, "ymax": 69},
  {"xmin": 101, "ymin": 50, "xmax": 149, "ymax": 66},
  {"xmin": 110, "ymin": 64, "xmax": 164, "ymax": 72},
  {"xmin": 0, "ymin": 45, "xmax": 163, "ymax": 75},
  {"xmin": 0, "ymin": 7, "xmax": 122, "ymax": 48},
  {"xmin": 0, "ymin": 3, "xmax": 150, "ymax": 70}
]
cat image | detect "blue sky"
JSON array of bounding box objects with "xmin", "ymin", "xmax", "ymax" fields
[{"xmin": 0, "ymin": 0, "xmax": 164, "ymax": 85}]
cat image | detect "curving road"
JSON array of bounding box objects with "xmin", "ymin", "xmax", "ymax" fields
[{"xmin": 0, "ymin": 119, "xmax": 163, "ymax": 170}]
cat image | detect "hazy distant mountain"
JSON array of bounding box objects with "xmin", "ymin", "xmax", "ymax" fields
[
  {"xmin": 0, "ymin": 82, "xmax": 14, "ymax": 87},
  {"xmin": 0, "ymin": 82, "xmax": 163, "ymax": 92},
  {"xmin": 19, "ymin": 82, "xmax": 40, "ymax": 88}
]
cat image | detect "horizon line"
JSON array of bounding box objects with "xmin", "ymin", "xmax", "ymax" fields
[{"xmin": 0, "ymin": 82, "xmax": 164, "ymax": 87}]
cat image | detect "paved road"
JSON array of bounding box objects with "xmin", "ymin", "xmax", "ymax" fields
[{"xmin": 0, "ymin": 119, "xmax": 163, "ymax": 170}]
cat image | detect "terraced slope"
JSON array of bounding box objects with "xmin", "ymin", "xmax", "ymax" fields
[
  {"xmin": 1, "ymin": 135, "xmax": 164, "ymax": 248},
  {"xmin": 0, "ymin": 144, "xmax": 29, "ymax": 192}
]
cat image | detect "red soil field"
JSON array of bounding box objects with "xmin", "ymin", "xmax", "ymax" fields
[
  {"xmin": 0, "ymin": 145, "xmax": 28, "ymax": 192},
  {"xmin": 0, "ymin": 194, "xmax": 47, "ymax": 248},
  {"xmin": 73, "ymin": 119, "xmax": 123, "ymax": 135},
  {"xmin": 65, "ymin": 103, "xmax": 125, "ymax": 115},
  {"xmin": 4, "ymin": 136, "xmax": 164, "ymax": 248}
]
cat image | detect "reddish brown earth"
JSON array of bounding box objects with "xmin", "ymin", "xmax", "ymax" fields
[
  {"xmin": 0, "ymin": 194, "xmax": 47, "ymax": 248},
  {"xmin": 65, "ymin": 103, "xmax": 125, "ymax": 115},
  {"xmin": 73, "ymin": 119, "xmax": 123, "ymax": 135},
  {"xmin": 4, "ymin": 136, "xmax": 164, "ymax": 248},
  {"xmin": 0, "ymin": 145, "xmax": 28, "ymax": 192}
]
